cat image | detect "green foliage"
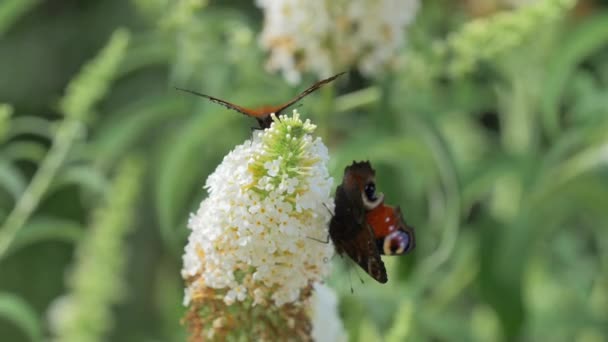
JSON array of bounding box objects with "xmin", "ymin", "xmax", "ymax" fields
[
  {"xmin": 59, "ymin": 29, "xmax": 131, "ymax": 120},
  {"xmin": 541, "ymin": 12, "xmax": 608, "ymax": 137},
  {"xmin": 51, "ymin": 159, "xmax": 142, "ymax": 342},
  {"xmin": 0, "ymin": 293, "xmax": 41, "ymax": 342},
  {"xmin": 0, "ymin": 28, "xmax": 130, "ymax": 260},
  {"xmin": 0, "ymin": 104, "xmax": 12, "ymax": 141},
  {"xmin": 1, "ymin": 0, "xmax": 608, "ymax": 341},
  {"xmin": 444, "ymin": 0, "xmax": 577, "ymax": 76},
  {"xmin": 0, "ymin": 0, "xmax": 39, "ymax": 36}
]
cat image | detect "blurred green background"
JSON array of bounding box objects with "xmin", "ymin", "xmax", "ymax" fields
[{"xmin": 1, "ymin": 0, "xmax": 608, "ymax": 341}]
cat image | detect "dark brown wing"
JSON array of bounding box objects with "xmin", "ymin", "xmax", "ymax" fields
[
  {"xmin": 272, "ymin": 72, "xmax": 346, "ymax": 116},
  {"xmin": 330, "ymin": 183, "xmax": 388, "ymax": 283},
  {"xmin": 175, "ymin": 88, "xmax": 254, "ymax": 117},
  {"xmin": 334, "ymin": 222, "xmax": 388, "ymax": 283}
]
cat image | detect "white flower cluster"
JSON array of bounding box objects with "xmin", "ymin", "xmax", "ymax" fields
[
  {"xmin": 182, "ymin": 111, "xmax": 334, "ymax": 307},
  {"xmin": 256, "ymin": 0, "xmax": 420, "ymax": 83}
]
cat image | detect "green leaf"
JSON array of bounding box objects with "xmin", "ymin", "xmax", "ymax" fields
[
  {"xmin": 91, "ymin": 95, "xmax": 188, "ymax": 169},
  {"xmin": 0, "ymin": 103, "xmax": 12, "ymax": 141},
  {"xmin": 384, "ymin": 298, "xmax": 414, "ymax": 342},
  {"xmin": 408, "ymin": 114, "xmax": 462, "ymax": 281},
  {"xmin": 0, "ymin": 159, "xmax": 25, "ymax": 200},
  {"xmin": 154, "ymin": 262, "xmax": 187, "ymax": 341},
  {"xmin": 532, "ymin": 121, "xmax": 608, "ymax": 205},
  {"xmin": 59, "ymin": 28, "xmax": 131, "ymax": 120},
  {"xmin": 460, "ymin": 154, "xmax": 514, "ymax": 210},
  {"xmin": 0, "ymin": 28, "xmax": 132, "ymax": 260},
  {"xmin": 541, "ymin": 13, "xmax": 608, "ymax": 137},
  {"xmin": 48, "ymin": 165, "xmax": 109, "ymax": 198},
  {"xmin": 3, "ymin": 140, "xmax": 47, "ymax": 164},
  {"xmin": 4, "ymin": 217, "xmax": 82, "ymax": 257},
  {"xmin": 0, "ymin": 292, "xmax": 42, "ymax": 342},
  {"xmin": 478, "ymin": 214, "xmax": 526, "ymax": 341},
  {"xmin": 118, "ymin": 32, "xmax": 172, "ymax": 75},
  {"xmin": 357, "ymin": 319, "xmax": 382, "ymax": 342},
  {"xmin": 4, "ymin": 115, "xmax": 53, "ymax": 141},
  {"xmin": 330, "ymin": 134, "xmax": 435, "ymax": 179},
  {"xmin": 0, "ymin": 0, "xmax": 40, "ymax": 36}
]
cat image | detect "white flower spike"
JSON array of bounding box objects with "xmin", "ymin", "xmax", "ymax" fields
[{"xmin": 182, "ymin": 110, "xmax": 338, "ymax": 340}]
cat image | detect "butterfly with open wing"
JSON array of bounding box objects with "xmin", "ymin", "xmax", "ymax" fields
[
  {"xmin": 176, "ymin": 72, "xmax": 345, "ymax": 129},
  {"xmin": 329, "ymin": 161, "xmax": 416, "ymax": 283}
]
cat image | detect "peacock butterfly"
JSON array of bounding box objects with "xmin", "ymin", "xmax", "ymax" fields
[
  {"xmin": 329, "ymin": 161, "xmax": 415, "ymax": 283},
  {"xmin": 176, "ymin": 72, "xmax": 345, "ymax": 129}
]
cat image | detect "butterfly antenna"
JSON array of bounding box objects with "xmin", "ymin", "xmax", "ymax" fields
[{"xmin": 175, "ymin": 87, "xmax": 207, "ymax": 98}]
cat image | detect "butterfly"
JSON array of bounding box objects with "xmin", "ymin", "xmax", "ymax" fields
[
  {"xmin": 329, "ymin": 161, "xmax": 415, "ymax": 283},
  {"xmin": 176, "ymin": 72, "xmax": 345, "ymax": 129}
]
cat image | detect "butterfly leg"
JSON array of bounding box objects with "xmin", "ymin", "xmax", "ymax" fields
[
  {"xmin": 307, "ymin": 234, "xmax": 330, "ymax": 244},
  {"xmin": 322, "ymin": 202, "xmax": 335, "ymax": 216},
  {"xmin": 248, "ymin": 126, "xmax": 264, "ymax": 146}
]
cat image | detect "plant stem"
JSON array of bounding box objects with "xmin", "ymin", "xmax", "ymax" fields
[{"xmin": 0, "ymin": 119, "xmax": 82, "ymax": 259}]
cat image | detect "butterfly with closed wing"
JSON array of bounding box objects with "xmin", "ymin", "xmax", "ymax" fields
[{"xmin": 329, "ymin": 161, "xmax": 416, "ymax": 283}]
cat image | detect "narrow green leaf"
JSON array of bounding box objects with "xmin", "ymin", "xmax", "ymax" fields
[
  {"xmin": 5, "ymin": 115, "xmax": 53, "ymax": 141},
  {"xmin": 357, "ymin": 319, "xmax": 382, "ymax": 342},
  {"xmin": 0, "ymin": 293, "xmax": 42, "ymax": 342},
  {"xmin": 3, "ymin": 140, "xmax": 47, "ymax": 164},
  {"xmin": 384, "ymin": 299, "xmax": 414, "ymax": 342},
  {"xmin": 0, "ymin": 0, "xmax": 40, "ymax": 36},
  {"xmin": 48, "ymin": 165, "xmax": 109, "ymax": 198},
  {"xmin": 118, "ymin": 32, "xmax": 173, "ymax": 75},
  {"xmin": 155, "ymin": 262, "xmax": 187, "ymax": 341},
  {"xmin": 330, "ymin": 134, "xmax": 434, "ymax": 178},
  {"xmin": 5, "ymin": 217, "xmax": 82, "ymax": 257},
  {"xmin": 0, "ymin": 103, "xmax": 12, "ymax": 141},
  {"xmin": 0, "ymin": 28, "xmax": 131, "ymax": 260},
  {"xmin": 541, "ymin": 13, "xmax": 608, "ymax": 137},
  {"xmin": 59, "ymin": 29, "xmax": 131, "ymax": 120},
  {"xmin": 409, "ymin": 115, "xmax": 462, "ymax": 281},
  {"xmin": 0, "ymin": 159, "xmax": 26, "ymax": 200},
  {"xmin": 91, "ymin": 95, "xmax": 188, "ymax": 169}
]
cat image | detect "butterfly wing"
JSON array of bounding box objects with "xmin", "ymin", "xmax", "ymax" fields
[
  {"xmin": 177, "ymin": 72, "xmax": 345, "ymax": 129},
  {"xmin": 175, "ymin": 88, "xmax": 254, "ymax": 117},
  {"xmin": 330, "ymin": 176, "xmax": 388, "ymax": 283},
  {"xmin": 393, "ymin": 206, "xmax": 416, "ymax": 252},
  {"xmin": 330, "ymin": 218, "xmax": 388, "ymax": 283},
  {"xmin": 272, "ymin": 72, "xmax": 346, "ymax": 116}
]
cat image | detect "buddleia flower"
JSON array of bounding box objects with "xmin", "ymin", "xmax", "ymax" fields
[
  {"xmin": 182, "ymin": 111, "xmax": 339, "ymax": 340},
  {"xmin": 255, "ymin": 0, "xmax": 420, "ymax": 83}
]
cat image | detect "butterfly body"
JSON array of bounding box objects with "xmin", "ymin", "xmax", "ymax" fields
[
  {"xmin": 176, "ymin": 72, "xmax": 345, "ymax": 129},
  {"xmin": 329, "ymin": 161, "xmax": 415, "ymax": 283}
]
